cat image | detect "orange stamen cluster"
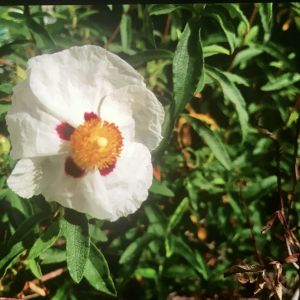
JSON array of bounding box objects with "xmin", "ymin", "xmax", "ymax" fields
[{"xmin": 70, "ymin": 117, "xmax": 123, "ymax": 170}]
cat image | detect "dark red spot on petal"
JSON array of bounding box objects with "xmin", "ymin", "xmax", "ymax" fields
[
  {"xmin": 100, "ymin": 163, "xmax": 116, "ymax": 176},
  {"xmin": 56, "ymin": 123, "xmax": 75, "ymax": 141},
  {"xmin": 84, "ymin": 112, "xmax": 99, "ymax": 121},
  {"xmin": 65, "ymin": 156, "xmax": 85, "ymax": 178}
]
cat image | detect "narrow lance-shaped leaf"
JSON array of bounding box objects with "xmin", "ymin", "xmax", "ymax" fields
[
  {"xmin": 28, "ymin": 220, "xmax": 61, "ymax": 260},
  {"xmin": 165, "ymin": 233, "xmax": 174, "ymax": 258},
  {"xmin": 250, "ymin": 42, "xmax": 296, "ymax": 71},
  {"xmin": 184, "ymin": 115, "xmax": 231, "ymax": 170},
  {"xmin": 168, "ymin": 197, "xmax": 189, "ymax": 232},
  {"xmin": 0, "ymin": 242, "xmax": 25, "ymax": 279},
  {"xmin": 261, "ymin": 73, "xmax": 300, "ymax": 91},
  {"xmin": 203, "ymin": 45, "xmax": 230, "ymax": 57},
  {"xmin": 143, "ymin": 7, "xmax": 156, "ymax": 48},
  {"xmin": 126, "ymin": 50, "xmax": 173, "ymax": 67},
  {"xmin": 205, "ymin": 65, "xmax": 249, "ymax": 142},
  {"xmin": 8, "ymin": 211, "xmax": 52, "ymax": 248},
  {"xmin": 147, "ymin": 4, "xmax": 195, "ymax": 15},
  {"xmin": 258, "ymin": 3, "xmax": 273, "ymax": 42},
  {"xmin": 119, "ymin": 233, "xmax": 159, "ymax": 264},
  {"xmin": 144, "ymin": 204, "xmax": 168, "ymax": 237},
  {"xmin": 61, "ymin": 209, "xmax": 90, "ymax": 283},
  {"xmin": 173, "ymin": 19, "xmax": 203, "ymax": 117},
  {"xmin": 218, "ymin": 4, "xmax": 250, "ymax": 30},
  {"xmin": 195, "ymin": 30, "xmax": 205, "ymax": 94},
  {"xmin": 84, "ymin": 242, "xmax": 116, "ymax": 296},
  {"xmin": 172, "ymin": 234, "xmax": 206, "ymax": 277},
  {"xmin": 203, "ymin": 9, "xmax": 236, "ymax": 54},
  {"xmin": 25, "ymin": 17, "xmax": 56, "ymax": 51},
  {"xmin": 120, "ymin": 14, "xmax": 132, "ymax": 54}
]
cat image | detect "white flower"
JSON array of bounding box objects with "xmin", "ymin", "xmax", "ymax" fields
[{"xmin": 6, "ymin": 45, "xmax": 164, "ymax": 221}]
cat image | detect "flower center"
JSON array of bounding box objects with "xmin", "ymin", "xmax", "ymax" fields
[{"xmin": 70, "ymin": 117, "xmax": 123, "ymax": 170}]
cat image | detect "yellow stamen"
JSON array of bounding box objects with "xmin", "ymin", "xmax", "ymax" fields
[{"xmin": 70, "ymin": 118, "xmax": 123, "ymax": 170}]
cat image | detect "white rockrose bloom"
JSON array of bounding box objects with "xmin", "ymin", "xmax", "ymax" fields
[{"xmin": 6, "ymin": 45, "xmax": 164, "ymax": 221}]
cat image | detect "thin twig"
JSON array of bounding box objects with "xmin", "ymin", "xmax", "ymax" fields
[
  {"xmin": 0, "ymin": 59, "xmax": 15, "ymax": 68},
  {"xmin": 160, "ymin": 14, "xmax": 171, "ymax": 48},
  {"xmin": 239, "ymin": 181, "xmax": 264, "ymax": 266},
  {"xmin": 103, "ymin": 5, "xmax": 132, "ymax": 49}
]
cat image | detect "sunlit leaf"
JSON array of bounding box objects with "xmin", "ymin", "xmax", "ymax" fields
[
  {"xmin": 61, "ymin": 209, "xmax": 90, "ymax": 283},
  {"xmin": 261, "ymin": 72, "xmax": 300, "ymax": 91},
  {"xmin": 258, "ymin": 3, "xmax": 273, "ymax": 42},
  {"xmin": 205, "ymin": 65, "xmax": 249, "ymax": 142},
  {"xmin": 184, "ymin": 115, "xmax": 231, "ymax": 170},
  {"xmin": 173, "ymin": 19, "xmax": 202, "ymax": 116}
]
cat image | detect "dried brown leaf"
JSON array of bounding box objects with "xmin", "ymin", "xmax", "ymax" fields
[
  {"xmin": 224, "ymin": 264, "xmax": 265, "ymax": 277},
  {"xmin": 283, "ymin": 253, "xmax": 300, "ymax": 264},
  {"xmin": 254, "ymin": 272, "xmax": 266, "ymax": 295},
  {"xmin": 262, "ymin": 211, "xmax": 280, "ymax": 233},
  {"xmin": 274, "ymin": 282, "xmax": 282, "ymax": 300}
]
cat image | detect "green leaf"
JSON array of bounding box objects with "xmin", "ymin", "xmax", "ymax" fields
[
  {"xmin": 0, "ymin": 242, "xmax": 25, "ymax": 279},
  {"xmin": 173, "ymin": 19, "xmax": 203, "ymax": 116},
  {"xmin": 84, "ymin": 242, "xmax": 116, "ymax": 296},
  {"xmin": 203, "ymin": 9, "xmax": 236, "ymax": 54},
  {"xmin": 147, "ymin": 4, "xmax": 195, "ymax": 15},
  {"xmin": 52, "ymin": 281, "xmax": 72, "ymax": 300},
  {"xmin": 168, "ymin": 197, "xmax": 189, "ymax": 232},
  {"xmin": 163, "ymin": 264, "xmax": 197, "ymax": 278},
  {"xmin": 135, "ymin": 268, "xmax": 157, "ymax": 279},
  {"xmin": 205, "ymin": 65, "xmax": 249, "ymax": 142},
  {"xmin": 40, "ymin": 248, "xmax": 66, "ymax": 265},
  {"xmin": 218, "ymin": 4, "xmax": 250, "ymax": 30},
  {"xmin": 223, "ymin": 72, "xmax": 249, "ymax": 87},
  {"xmin": 0, "ymin": 83, "xmax": 13, "ymax": 95},
  {"xmin": 28, "ymin": 259, "xmax": 42, "ymax": 279},
  {"xmin": 250, "ymin": 42, "xmax": 296, "ymax": 71},
  {"xmin": 0, "ymin": 40, "xmax": 31, "ymax": 58},
  {"xmin": 149, "ymin": 178, "xmax": 175, "ymax": 197},
  {"xmin": 172, "ymin": 235, "xmax": 206, "ymax": 277},
  {"xmin": 165, "ymin": 233, "xmax": 174, "ymax": 257},
  {"xmin": 28, "ymin": 220, "xmax": 61, "ymax": 260},
  {"xmin": 144, "ymin": 204, "xmax": 168, "ymax": 236},
  {"xmin": 195, "ymin": 31, "xmax": 205, "ymax": 94},
  {"xmin": 119, "ymin": 233, "xmax": 159, "ymax": 264},
  {"xmin": 184, "ymin": 115, "xmax": 231, "ymax": 170},
  {"xmin": 203, "ymin": 45, "xmax": 230, "ymax": 57},
  {"xmin": 77, "ymin": 10, "xmax": 99, "ymax": 22},
  {"xmin": 120, "ymin": 14, "xmax": 132, "ymax": 53},
  {"xmin": 61, "ymin": 209, "xmax": 90, "ymax": 283},
  {"xmin": 89, "ymin": 223, "xmax": 108, "ymax": 242},
  {"xmin": 244, "ymin": 25, "xmax": 259, "ymax": 45},
  {"xmin": 232, "ymin": 48, "xmax": 263, "ymax": 68},
  {"xmin": 195, "ymin": 250, "xmax": 209, "ymax": 280},
  {"xmin": 258, "ymin": 3, "xmax": 273, "ymax": 42},
  {"xmin": 25, "ymin": 17, "xmax": 56, "ymax": 51},
  {"xmin": 243, "ymin": 176, "xmax": 277, "ymax": 200},
  {"xmin": 143, "ymin": 7, "xmax": 156, "ymax": 48},
  {"xmin": 126, "ymin": 50, "xmax": 173, "ymax": 67},
  {"xmin": 8, "ymin": 211, "xmax": 51, "ymax": 248},
  {"xmin": 261, "ymin": 73, "xmax": 300, "ymax": 91}
]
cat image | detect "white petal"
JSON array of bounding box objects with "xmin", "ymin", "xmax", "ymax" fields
[
  {"xmin": 39, "ymin": 155, "xmax": 115, "ymax": 220},
  {"xmin": 7, "ymin": 157, "xmax": 46, "ymax": 198},
  {"xmin": 6, "ymin": 80, "xmax": 71, "ymax": 160},
  {"xmin": 99, "ymin": 85, "xmax": 164, "ymax": 151},
  {"xmin": 102, "ymin": 142, "xmax": 153, "ymax": 221},
  {"xmin": 27, "ymin": 45, "xmax": 145, "ymax": 127}
]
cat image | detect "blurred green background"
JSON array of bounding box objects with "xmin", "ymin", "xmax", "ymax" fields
[{"xmin": 1, "ymin": 3, "xmax": 300, "ymax": 300}]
